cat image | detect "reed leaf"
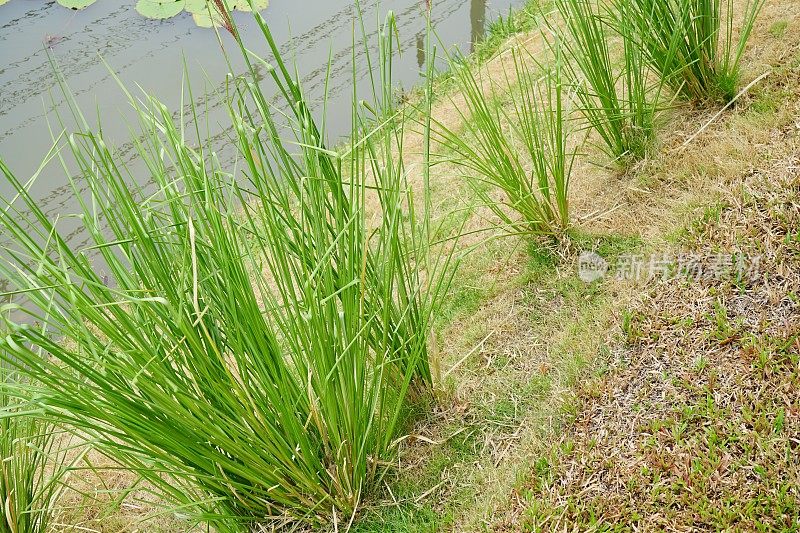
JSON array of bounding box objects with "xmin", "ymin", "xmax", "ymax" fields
[
  {"xmin": 0, "ymin": 8, "xmax": 456, "ymax": 531},
  {"xmin": 432, "ymin": 44, "xmax": 577, "ymax": 238},
  {"xmin": 621, "ymin": 0, "xmax": 765, "ymax": 103}
]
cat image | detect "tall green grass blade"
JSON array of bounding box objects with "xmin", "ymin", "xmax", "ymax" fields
[
  {"xmin": 622, "ymin": 0, "xmax": 765, "ymax": 103},
  {"xmin": 552, "ymin": 0, "xmax": 660, "ymax": 165},
  {"xmin": 432, "ymin": 42, "xmax": 577, "ymax": 237},
  {"xmin": 0, "ymin": 7, "xmax": 457, "ymax": 531}
]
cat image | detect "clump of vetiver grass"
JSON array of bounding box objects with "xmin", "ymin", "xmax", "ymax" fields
[
  {"xmin": 1, "ymin": 366, "xmax": 71, "ymax": 533},
  {"xmin": 0, "ymin": 9, "xmax": 456, "ymax": 532},
  {"xmin": 433, "ymin": 44, "xmax": 577, "ymax": 239},
  {"xmin": 621, "ymin": 0, "xmax": 765, "ymax": 104},
  {"xmin": 552, "ymin": 0, "xmax": 662, "ymax": 166}
]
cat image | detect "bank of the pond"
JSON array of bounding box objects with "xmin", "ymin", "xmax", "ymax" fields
[
  {"xmin": 352, "ymin": 0, "xmax": 800, "ymax": 530},
  {"xmin": 47, "ymin": 2, "xmax": 549, "ymax": 531},
  {"xmin": 29, "ymin": 0, "xmax": 800, "ymax": 530}
]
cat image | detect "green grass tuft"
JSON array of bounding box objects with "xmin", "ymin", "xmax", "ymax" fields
[
  {"xmin": 622, "ymin": 0, "xmax": 766, "ymax": 104},
  {"xmin": 432, "ymin": 43, "xmax": 578, "ymax": 238},
  {"xmin": 0, "ymin": 10, "xmax": 458, "ymax": 531},
  {"xmin": 1, "ymin": 367, "xmax": 70, "ymax": 533},
  {"xmin": 553, "ymin": 0, "xmax": 661, "ymax": 166}
]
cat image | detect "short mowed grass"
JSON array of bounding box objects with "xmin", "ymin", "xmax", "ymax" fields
[
  {"xmin": 518, "ymin": 157, "xmax": 800, "ymax": 530},
  {"xmin": 509, "ymin": 27, "xmax": 800, "ymax": 530}
]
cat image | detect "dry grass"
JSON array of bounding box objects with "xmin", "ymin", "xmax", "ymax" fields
[
  {"xmin": 488, "ymin": 8, "xmax": 800, "ymax": 527},
  {"xmin": 357, "ymin": 1, "xmax": 800, "ymax": 531},
  {"xmin": 53, "ymin": 447, "xmax": 191, "ymax": 532},
  {"xmin": 506, "ymin": 150, "xmax": 800, "ymax": 531}
]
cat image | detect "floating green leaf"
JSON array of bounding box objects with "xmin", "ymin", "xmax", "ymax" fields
[
  {"xmin": 135, "ymin": 0, "xmax": 185, "ymax": 19},
  {"xmin": 55, "ymin": 0, "xmax": 97, "ymax": 9},
  {"xmin": 186, "ymin": 0, "xmax": 267, "ymax": 14},
  {"xmin": 191, "ymin": 9, "xmax": 224, "ymax": 28},
  {"xmin": 188, "ymin": 0, "xmax": 268, "ymax": 27},
  {"xmin": 187, "ymin": 0, "xmax": 225, "ymax": 28},
  {"xmin": 29, "ymin": 0, "xmax": 270, "ymax": 28},
  {"xmin": 229, "ymin": 0, "xmax": 268, "ymax": 11},
  {"xmin": 184, "ymin": 0, "xmax": 208, "ymax": 13}
]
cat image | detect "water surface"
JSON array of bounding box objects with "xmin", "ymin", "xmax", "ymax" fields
[{"xmin": 0, "ymin": 0, "xmax": 521, "ymax": 250}]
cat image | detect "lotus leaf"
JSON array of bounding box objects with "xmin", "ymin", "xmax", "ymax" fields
[
  {"xmin": 55, "ymin": 0, "xmax": 97, "ymax": 8},
  {"xmin": 135, "ymin": 0, "xmax": 185, "ymax": 19},
  {"xmin": 2, "ymin": 0, "xmax": 271, "ymax": 28},
  {"xmin": 183, "ymin": 0, "xmax": 206, "ymax": 13},
  {"xmin": 230, "ymin": 0, "xmax": 268, "ymax": 12},
  {"xmin": 191, "ymin": 10, "xmax": 224, "ymax": 28},
  {"xmin": 189, "ymin": 0, "xmax": 268, "ymax": 26}
]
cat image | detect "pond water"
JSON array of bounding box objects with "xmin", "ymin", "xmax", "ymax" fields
[{"xmin": 0, "ymin": 0, "xmax": 521, "ymax": 253}]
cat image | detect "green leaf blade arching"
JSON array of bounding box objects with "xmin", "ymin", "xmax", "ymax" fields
[{"xmin": 135, "ymin": 0, "xmax": 185, "ymax": 19}]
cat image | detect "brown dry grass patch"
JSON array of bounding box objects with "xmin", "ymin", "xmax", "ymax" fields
[{"xmin": 503, "ymin": 145, "xmax": 800, "ymax": 532}]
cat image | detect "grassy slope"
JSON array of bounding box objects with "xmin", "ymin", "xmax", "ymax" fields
[
  {"xmin": 353, "ymin": 1, "xmax": 800, "ymax": 531},
  {"xmin": 50, "ymin": 0, "xmax": 800, "ymax": 530},
  {"xmin": 515, "ymin": 151, "xmax": 800, "ymax": 532}
]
